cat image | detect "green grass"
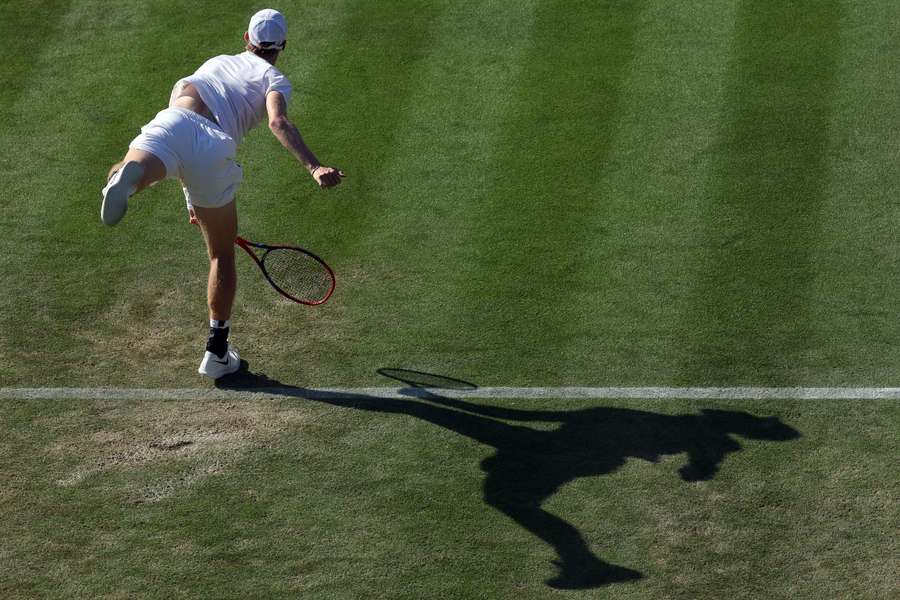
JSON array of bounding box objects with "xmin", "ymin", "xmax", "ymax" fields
[
  {"xmin": 1, "ymin": 0, "xmax": 899, "ymax": 597},
  {"xmin": 4, "ymin": 0, "xmax": 900, "ymax": 387},
  {"xmin": 2, "ymin": 397, "xmax": 897, "ymax": 599}
]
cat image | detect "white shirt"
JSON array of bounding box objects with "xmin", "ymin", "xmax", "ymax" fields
[{"xmin": 170, "ymin": 52, "xmax": 293, "ymax": 145}]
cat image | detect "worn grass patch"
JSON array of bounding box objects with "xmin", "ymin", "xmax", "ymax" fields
[{"xmin": 45, "ymin": 399, "xmax": 309, "ymax": 502}]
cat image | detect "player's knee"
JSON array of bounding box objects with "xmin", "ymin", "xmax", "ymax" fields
[{"xmin": 209, "ymin": 248, "xmax": 236, "ymax": 268}]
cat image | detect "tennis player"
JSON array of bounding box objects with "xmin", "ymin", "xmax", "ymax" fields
[{"xmin": 101, "ymin": 9, "xmax": 343, "ymax": 379}]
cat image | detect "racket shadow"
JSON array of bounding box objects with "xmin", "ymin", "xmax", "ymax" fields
[{"xmin": 215, "ymin": 366, "xmax": 799, "ymax": 589}]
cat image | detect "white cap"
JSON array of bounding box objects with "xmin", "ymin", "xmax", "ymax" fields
[{"xmin": 248, "ymin": 9, "xmax": 287, "ymax": 50}]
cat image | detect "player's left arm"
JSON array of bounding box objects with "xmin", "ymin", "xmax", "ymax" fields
[{"xmin": 266, "ymin": 91, "xmax": 344, "ymax": 189}]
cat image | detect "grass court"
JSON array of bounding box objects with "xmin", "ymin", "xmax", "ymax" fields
[{"xmin": 1, "ymin": 1, "xmax": 898, "ymax": 598}]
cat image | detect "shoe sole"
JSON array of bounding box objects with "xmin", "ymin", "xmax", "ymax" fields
[
  {"xmin": 198, "ymin": 365, "xmax": 240, "ymax": 379},
  {"xmin": 101, "ymin": 161, "xmax": 143, "ymax": 225}
]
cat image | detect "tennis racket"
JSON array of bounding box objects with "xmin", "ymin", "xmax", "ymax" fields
[{"xmin": 235, "ymin": 236, "xmax": 335, "ymax": 305}]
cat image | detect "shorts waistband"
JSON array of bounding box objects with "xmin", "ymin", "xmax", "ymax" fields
[{"xmin": 166, "ymin": 106, "xmax": 222, "ymax": 131}]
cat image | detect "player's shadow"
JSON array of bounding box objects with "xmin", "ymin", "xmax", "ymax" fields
[{"xmin": 217, "ymin": 366, "xmax": 800, "ymax": 589}]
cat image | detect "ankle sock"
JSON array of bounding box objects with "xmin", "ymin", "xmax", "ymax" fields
[{"xmin": 206, "ymin": 319, "xmax": 230, "ymax": 358}]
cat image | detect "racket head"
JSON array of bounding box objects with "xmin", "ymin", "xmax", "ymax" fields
[{"xmin": 236, "ymin": 237, "xmax": 335, "ymax": 305}]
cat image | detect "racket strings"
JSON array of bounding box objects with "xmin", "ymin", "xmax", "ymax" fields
[{"xmin": 262, "ymin": 248, "xmax": 333, "ymax": 302}]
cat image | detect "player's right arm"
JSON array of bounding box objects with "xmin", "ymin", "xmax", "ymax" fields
[{"xmin": 266, "ymin": 91, "xmax": 344, "ymax": 189}]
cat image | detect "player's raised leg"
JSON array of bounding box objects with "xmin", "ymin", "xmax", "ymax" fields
[
  {"xmin": 101, "ymin": 149, "xmax": 167, "ymax": 226},
  {"xmin": 193, "ymin": 200, "xmax": 241, "ymax": 378}
]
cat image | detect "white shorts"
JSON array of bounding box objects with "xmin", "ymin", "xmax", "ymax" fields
[{"xmin": 129, "ymin": 107, "xmax": 242, "ymax": 208}]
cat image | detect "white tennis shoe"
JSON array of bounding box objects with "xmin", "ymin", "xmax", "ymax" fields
[
  {"xmin": 198, "ymin": 344, "xmax": 241, "ymax": 379},
  {"xmin": 101, "ymin": 161, "xmax": 143, "ymax": 225}
]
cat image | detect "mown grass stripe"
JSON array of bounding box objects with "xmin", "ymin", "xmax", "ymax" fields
[
  {"xmin": 218, "ymin": 1, "xmax": 447, "ymax": 385},
  {"xmin": 804, "ymin": 0, "xmax": 900, "ymax": 384},
  {"xmin": 559, "ymin": 1, "xmax": 740, "ymax": 382},
  {"xmin": 420, "ymin": 1, "xmax": 646, "ymax": 383},
  {"xmin": 243, "ymin": 0, "xmax": 445, "ymax": 244},
  {"xmin": 297, "ymin": 0, "xmax": 541, "ymax": 379},
  {"xmin": 0, "ymin": 0, "xmax": 72, "ymax": 114},
  {"xmin": 3, "ymin": 386, "xmax": 900, "ymax": 401},
  {"xmin": 681, "ymin": 0, "xmax": 844, "ymax": 385}
]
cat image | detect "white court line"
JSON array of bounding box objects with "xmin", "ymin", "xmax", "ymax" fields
[{"xmin": 1, "ymin": 387, "xmax": 900, "ymax": 401}]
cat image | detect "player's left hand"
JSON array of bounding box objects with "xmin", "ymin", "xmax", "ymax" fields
[
  {"xmin": 188, "ymin": 207, "xmax": 199, "ymax": 226},
  {"xmin": 312, "ymin": 165, "xmax": 345, "ymax": 189}
]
